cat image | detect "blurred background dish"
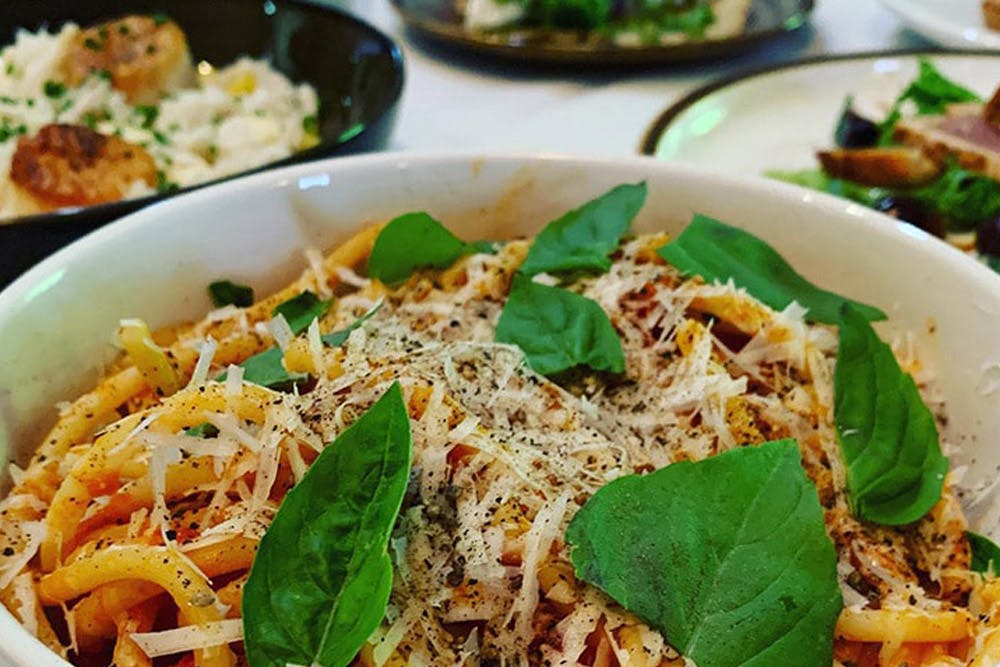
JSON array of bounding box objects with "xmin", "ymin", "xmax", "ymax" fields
[
  {"xmin": 0, "ymin": 0, "xmax": 404, "ymax": 286},
  {"xmin": 642, "ymin": 51, "xmax": 998, "ymax": 169},
  {"xmin": 877, "ymin": 0, "xmax": 1000, "ymax": 50},
  {"xmin": 642, "ymin": 52, "xmax": 1000, "ymax": 260},
  {"xmin": 390, "ymin": 0, "xmax": 814, "ymax": 65}
]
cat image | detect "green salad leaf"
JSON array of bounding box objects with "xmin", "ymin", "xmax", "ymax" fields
[
  {"xmin": 876, "ymin": 58, "xmax": 981, "ymax": 144},
  {"xmin": 495, "ymin": 274, "xmax": 624, "ymax": 376},
  {"xmin": 969, "ymin": 532, "xmax": 1000, "ymax": 575},
  {"xmin": 367, "ymin": 212, "xmax": 491, "ymax": 284},
  {"xmin": 243, "ymin": 382, "xmax": 412, "ymax": 667},
  {"xmin": 566, "ymin": 439, "xmax": 842, "ymax": 667},
  {"xmin": 834, "ymin": 304, "xmax": 948, "ymax": 526},
  {"xmin": 611, "ymin": 2, "xmax": 715, "ymax": 42},
  {"xmin": 524, "ymin": 0, "xmax": 614, "ymax": 29},
  {"xmin": 273, "ymin": 291, "xmax": 331, "ymax": 335},
  {"xmin": 912, "ymin": 162, "xmax": 1000, "ymax": 232},
  {"xmin": 518, "ymin": 182, "xmax": 646, "ymax": 277},
  {"xmin": 892, "ymin": 58, "xmax": 980, "ymax": 116},
  {"xmin": 767, "ymin": 169, "xmax": 888, "ymax": 208},
  {"xmin": 208, "ymin": 280, "xmax": 255, "ymax": 308},
  {"xmin": 658, "ymin": 214, "xmax": 886, "ymax": 324}
]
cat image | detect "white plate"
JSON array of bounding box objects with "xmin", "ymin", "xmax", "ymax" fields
[
  {"xmin": 2, "ymin": 153, "xmax": 1000, "ymax": 665},
  {"xmin": 643, "ymin": 52, "xmax": 1000, "ymax": 174},
  {"xmin": 880, "ymin": 0, "xmax": 1000, "ymax": 50}
]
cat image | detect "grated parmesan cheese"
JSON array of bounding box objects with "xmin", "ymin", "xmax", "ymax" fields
[
  {"xmin": 187, "ymin": 336, "xmax": 218, "ymax": 388},
  {"xmin": 131, "ymin": 618, "xmax": 244, "ymax": 657}
]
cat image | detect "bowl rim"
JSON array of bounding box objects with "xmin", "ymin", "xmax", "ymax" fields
[
  {"xmin": 6, "ymin": 150, "xmax": 1000, "ymax": 311},
  {"xmin": 2, "ymin": 151, "xmax": 1000, "ymax": 666}
]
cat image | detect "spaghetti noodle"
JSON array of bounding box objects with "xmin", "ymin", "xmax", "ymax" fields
[{"xmin": 0, "ymin": 210, "xmax": 996, "ymax": 667}]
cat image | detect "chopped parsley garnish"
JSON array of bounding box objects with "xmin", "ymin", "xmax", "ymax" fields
[
  {"xmin": 152, "ymin": 12, "xmax": 170, "ymax": 26},
  {"xmin": 156, "ymin": 171, "xmax": 180, "ymax": 193},
  {"xmin": 302, "ymin": 114, "xmax": 319, "ymax": 135},
  {"xmin": 43, "ymin": 80, "xmax": 66, "ymax": 98},
  {"xmin": 83, "ymin": 37, "xmax": 104, "ymax": 51},
  {"xmin": 152, "ymin": 130, "xmax": 169, "ymax": 146},
  {"xmin": 135, "ymin": 104, "xmax": 159, "ymax": 129}
]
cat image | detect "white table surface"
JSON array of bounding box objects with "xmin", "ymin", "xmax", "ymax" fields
[{"xmin": 331, "ymin": 0, "xmax": 932, "ymax": 155}]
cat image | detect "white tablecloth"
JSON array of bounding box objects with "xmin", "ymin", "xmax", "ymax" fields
[{"xmin": 333, "ymin": 0, "xmax": 929, "ymax": 155}]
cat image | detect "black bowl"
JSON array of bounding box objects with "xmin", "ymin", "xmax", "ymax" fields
[{"xmin": 0, "ymin": 0, "xmax": 404, "ymax": 285}]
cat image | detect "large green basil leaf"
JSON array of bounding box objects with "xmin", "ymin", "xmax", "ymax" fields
[
  {"xmin": 567, "ymin": 439, "xmax": 842, "ymax": 667},
  {"xmin": 518, "ymin": 182, "xmax": 646, "ymax": 277},
  {"xmin": 834, "ymin": 304, "xmax": 948, "ymax": 525},
  {"xmin": 969, "ymin": 532, "xmax": 1000, "ymax": 574},
  {"xmin": 243, "ymin": 382, "xmax": 412, "ymax": 667},
  {"xmin": 273, "ymin": 291, "xmax": 332, "ymax": 335},
  {"xmin": 367, "ymin": 212, "xmax": 491, "ymax": 284},
  {"xmin": 495, "ymin": 274, "xmax": 624, "ymax": 376},
  {"xmin": 658, "ymin": 214, "xmax": 885, "ymax": 324}
]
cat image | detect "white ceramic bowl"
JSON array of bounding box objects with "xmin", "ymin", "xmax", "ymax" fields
[{"xmin": 2, "ymin": 153, "xmax": 1000, "ymax": 666}]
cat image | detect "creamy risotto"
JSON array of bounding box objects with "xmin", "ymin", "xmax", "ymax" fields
[{"xmin": 0, "ymin": 16, "xmax": 318, "ymax": 219}]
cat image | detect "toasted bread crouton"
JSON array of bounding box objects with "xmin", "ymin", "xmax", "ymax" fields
[
  {"xmin": 895, "ymin": 108, "xmax": 1000, "ymax": 181},
  {"xmin": 985, "ymin": 0, "xmax": 1000, "ymax": 30},
  {"xmin": 816, "ymin": 147, "xmax": 942, "ymax": 187},
  {"xmin": 10, "ymin": 123, "xmax": 157, "ymax": 211},
  {"xmin": 59, "ymin": 15, "xmax": 193, "ymax": 104}
]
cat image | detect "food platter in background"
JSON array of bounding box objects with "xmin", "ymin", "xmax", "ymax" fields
[
  {"xmin": 878, "ymin": 0, "xmax": 1000, "ymax": 50},
  {"xmin": 390, "ymin": 0, "xmax": 813, "ymax": 65},
  {"xmin": 0, "ymin": 0, "xmax": 404, "ymax": 286},
  {"xmin": 642, "ymin": 50, "xmax": 1000, "ymax": 266},
  {"xmin": 642, "ymin": 51, "xmax": 999, "ymax": 171}
]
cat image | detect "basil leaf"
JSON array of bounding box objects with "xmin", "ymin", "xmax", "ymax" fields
[
  {"xmin": 224, "ymin": 309, "xmax": 379, "ymax": 390},
  {"xmin": 273, "ymin": 291, "xmax": 331, "ymax": 335},
  {"xmin": 834, "ymin": 304, "xmax": 948, "ymax": 525},
  {"xmin": 208, "ymin": 280, "xmax": 254, "ymax": 308},
  {"xmin": 658, "ymin": 214, "xmax": 886, "ymax": 324},
  {"xmin": 518, "ymin": 182, "xmax": 646, "ymax": 277},
  {"xmin": 969, "ymin": 532, "xmax": 1000, "ymax": 574},
  {"xmin": 232, "ymin": 347, "xmax": 308, "ymax": 391},
  {"xmin": 243, "ymin": 382, "xmax": 412, "ymax": 667},
  {"xmin": 495, "ymin": 274, "xmax": 624, "ymax": 376},
  {"xmin": 184, "ymin": 422, "xmax": 219, "ymax": 438},
  {"xmin": 368, "ymin": 212, "xmax": 490, "ymax": 284},
  {"xmin": 567, "ymin": 439, "xmax": 842, "ymax": 667},
  {"xmin": 320, "ymin": 303, "xmax": 382, "ymax": 347}
]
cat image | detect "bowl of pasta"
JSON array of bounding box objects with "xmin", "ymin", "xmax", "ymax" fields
[{"xmin": 0, "ymin": 153, "xmax": 999, "ymax": 667}]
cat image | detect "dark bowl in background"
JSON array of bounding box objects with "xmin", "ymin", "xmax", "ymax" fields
[{"xmin": 0, "ymin": 0, "xmax": 404, "ymax": 286}]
